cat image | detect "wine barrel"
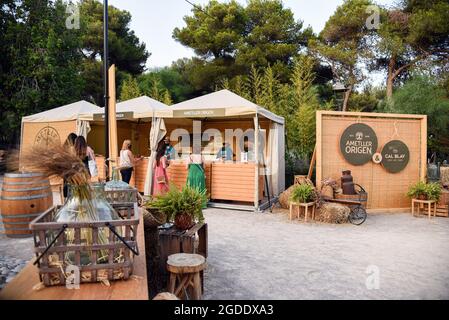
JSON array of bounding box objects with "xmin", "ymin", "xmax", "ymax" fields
[{"xmin": 0, "ymin": 172, "xmax": 53, "ymax": 238}]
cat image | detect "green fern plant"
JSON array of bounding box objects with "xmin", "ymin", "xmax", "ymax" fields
[
  {"xmin": 407, "ymin": 181, "xmax": 429, "ymax": 199},
  {"xmin": 147, "ymin": 185, "xmax": 206, "ymax": 223},
  {"xmin": 425, "ymin": 182, "xmax": 442, "ymax": 201},
  {"xmin": 290, "ymin": 184, "xmax": 315, "ymax": 203}
]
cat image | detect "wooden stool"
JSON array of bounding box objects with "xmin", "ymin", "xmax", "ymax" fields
[
  {"xmin": 289, "ymin": 202, "xmax": 315, "ymax": 222},
  {"xmin": 167, "ymin": 253, "xmax": 206, "ymax": 300},
  {"xmin": 411, "ymin": 199, "xmax": 437, "ymax": 219}
]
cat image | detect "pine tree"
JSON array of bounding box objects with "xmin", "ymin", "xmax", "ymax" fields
[{"xmin": 119, "ymin": 76, "xmax": 141, "ymax": 101}]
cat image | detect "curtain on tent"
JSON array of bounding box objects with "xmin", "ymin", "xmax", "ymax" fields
[
  {"xmin": 144, "ymin": 118, "xmax": 167, "ymax": 195},
  {"xmin": 76, "ymin": 120, "xmax": 91, "ymax": 138},
  {"xmin": 267, "ymin": 122, "xmax": 285, "ymax": 196}
]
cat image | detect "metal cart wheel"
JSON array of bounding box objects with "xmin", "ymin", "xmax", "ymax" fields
[{"xmin": 348, "ymin": 205, "xmax": 367, "ymax": 225}]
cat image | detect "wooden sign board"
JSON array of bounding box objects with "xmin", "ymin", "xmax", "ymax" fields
[
  {"xmin": 173, "ymin": 108, "xmax": 225, "ymax": 118},
  {"xmin": 93, "ymin": 111, "xmax": 134, "ymax": 121},
  {"xmin": 339, "ymin": 123, "xmax": 378, "ymax": 165},
  {"xmin": 316, "ymin": 111, "xmax": 427, "ymax": 209},
  {"xmin": 381, "ymin": 140, "xmax": 410, "ymax": 173}
]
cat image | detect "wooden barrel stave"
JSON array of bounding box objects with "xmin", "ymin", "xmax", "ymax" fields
[{"xmin": 0, "ymin": 172, "xmax": 53, "ymax": 238}]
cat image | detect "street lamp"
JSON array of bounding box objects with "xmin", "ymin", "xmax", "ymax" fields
[
  {"xmin": 332, "ymin": 81, "xmax": 348, "ymax": 111},
  {"xmin": 103, "ymin": 0, "xmax": 109, "ymax": 180}
]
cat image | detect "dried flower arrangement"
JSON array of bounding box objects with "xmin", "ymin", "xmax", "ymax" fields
[{"xmin": 22, "ymin": 145, "xmax": 125, "ymax": 272}]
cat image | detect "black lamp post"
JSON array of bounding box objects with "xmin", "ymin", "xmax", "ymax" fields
[
  {"xmin": 103, "ymin": 0, "xmax": 109, "ymax": 180},
  {"xmin": 332, "ymin": 81, "xmax": 347, "ymax": 111}
]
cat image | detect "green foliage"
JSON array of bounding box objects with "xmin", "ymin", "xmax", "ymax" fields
[
  {"xmin": 375, "ymin": 0, "xmax": 449, "ymax": 97},
  {"xmin": 173, "ymin": 0, "xmax": 310, "ymax": 89},
  {"xmin": 148, "ymin": 186, "xmax": 207, "ymax": 223},
  {"xmin": 290, "ymin": 184, "xmax": 315, "ymax": 203},
  {"xmin": 221, "ymin": 55, "xmax": 323, "ymax": 159},
  {"xmin": 407, "ymin": 181, "xmax": 442, "ymax": 201},
  {"xmin": 309, "ymin": 0, "xmax": 374, "ymax": 109},
  {"xmin": 78, "ymin": 0, "xmax": 149, "ymax": 105},
  {"xmin": 380, "ymin": 75, "xmax": 449, "ymax": 154},
  {"xmin": 406, "ymin": 181, "xmax": 427, "ymax": 199},
  {"xmin": 119, "ymin": 75, "xmax": 141, "ymax": 101},
  {"xmin": 425, "ymin": 182, "xmax": 442, "ymax": 201},
  {"xmin": 0, "ymin": 0, "xmax": 84, "ymax": 145},
  {"xmin": 0, "ymin": 0, "xmax": 149, "ymax": 144}
]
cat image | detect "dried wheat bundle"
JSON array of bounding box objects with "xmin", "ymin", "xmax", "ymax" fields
[{"xmin": 21, "ymin": 144, "xmax": 90, "ymax": 186}]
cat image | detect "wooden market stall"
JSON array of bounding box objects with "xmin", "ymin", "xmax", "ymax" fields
[
  {"xmin": 20, "ymin": 100, "xmax": 102, "ymax": 155},
  {"xmin": 165, "ymin": 90, "xmax": 285, "ymax": 211},
  {"xmin": 19, "ymin": 90, "xmax": 285, "ymax": 211},
  {"xmin": 316, "ymin": 111, "xmax": 427, "ymax": 210}
]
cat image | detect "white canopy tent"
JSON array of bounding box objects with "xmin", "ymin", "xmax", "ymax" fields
[
  {"xmin": 170, "ymin": 89, "xmax": 285, "ymax": 210},
  {"xmin": 170, "ymin": 89, "xmax": 284, "ymax": 124},
  {"xmin": 115, "ymin": 96, "xmax": 172, "ymax": 119},
  {"xmin": 20, "ymin": 100, "xmax": 102, "ymax": 155}
]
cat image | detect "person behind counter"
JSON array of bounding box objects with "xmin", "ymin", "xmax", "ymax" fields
[
  {"xmin": 163, "ymin": 136, "xmax": 176, "ymax": 161},
  {"xmin": 216, "ymin": 142, "xmax": 234, "ymax": 161},
  {"xmin": 186, "ymin": 145, "xmax": 207, "ymax": 208},
  {"xmin": 119, "ymin": 139, "xmax": 143, "ymax": 184}
]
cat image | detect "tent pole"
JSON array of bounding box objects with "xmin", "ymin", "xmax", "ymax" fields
[
  {"xmin": 103, "ymin": 0, "xmax": 110, "ymax": 180},
  {"xmin": 254, "ymin": 114, "xmax": 259, "ymax": 212}
]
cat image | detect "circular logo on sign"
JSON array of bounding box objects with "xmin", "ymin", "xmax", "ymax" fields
[
  {"xmin": 34, "ymin": 126, "xmax": 61, "ymax": 147},
  {"xmin": 381, "ymin": 140, "xmax": 409, "ymax": 173},
  {"xmin": 340, "ymin": 123, "xmax": 378, "ymax": 165},
  {"xmin": 372, "ymin": 152, "xmax": 382, "ymax": 164}
]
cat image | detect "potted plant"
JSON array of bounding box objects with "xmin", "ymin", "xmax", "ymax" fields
[
  {"xmin": 407, "ymin": 181, "xmax": 428, "ymax": 200},
  {"xmin": 290, "ymin": 184, "xmax": 316, "ymax": 203},
  {"xmin": 148, "ymin": 185, "xmax": 207, "ymax": 230},
  {"xmin": 425, "ymin": 182, "xmax": 442, "ymax": 201}
]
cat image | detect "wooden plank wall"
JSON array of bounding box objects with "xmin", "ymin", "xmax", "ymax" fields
[{"xmin": 317, "ymin": 111, "xmax": 426, "ymax": 209}]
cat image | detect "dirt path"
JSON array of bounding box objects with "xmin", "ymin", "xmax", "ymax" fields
[{"xmin": 202, "ymin": 209, "xmax": 449, "ymax": 300}]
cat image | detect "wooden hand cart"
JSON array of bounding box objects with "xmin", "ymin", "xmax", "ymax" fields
[{"xmin": 325, "ymin": 184, "xmax": 368, "ymax": 225}]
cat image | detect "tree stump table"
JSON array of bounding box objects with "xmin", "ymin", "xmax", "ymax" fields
[
  {"xmin": 167, "ymin": 253, "xmax": 206, "ymax": 300},
  {"xmin": 158, "ymin": 223, "xmax": 208, "ymax": 292},
  {"xmin": 412, "ymin": 199, "xmax": 437, "ymax": 219}
]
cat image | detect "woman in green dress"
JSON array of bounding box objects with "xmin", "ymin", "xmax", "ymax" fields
[{"xmin": 185, "ymin": 145, "xmax": 207, "ymax": 208}]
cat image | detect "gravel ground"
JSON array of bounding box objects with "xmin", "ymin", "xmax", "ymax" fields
[
  {"xmin": 0, "ymin": 177, "xmax": 58, "ymax": 290},
  {"xmin": 202, "ymin": 208, "xmax": 449, "ymax": 300},
  {"xmin": 1, "ymin": 190, "xmax": 449, "ymax": 299}
]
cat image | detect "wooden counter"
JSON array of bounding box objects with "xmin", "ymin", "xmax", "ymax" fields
[
  {"xmin": 210, "ymin": 162, "xmax": 264, "ymax": 202},
  {"xmin": 96, "ymin": 156, "xmax": 264, "ymax": 204},
  {"xmin": 166, "ymin": 161, "xmax": 263, "ymax": 203},
  {"xmin": 0, "ymin": 214, "xmax": 148, "ymax": 300}
]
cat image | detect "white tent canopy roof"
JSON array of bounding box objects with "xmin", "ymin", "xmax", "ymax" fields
[
  {"xmin": 22, "ymin": 100, "xmax": 102, "ymax": 123},
  {"xmin": 117, "ymin": 96, "xmax": 171, "ymax": 118},
  {"xmin": 171, "ymin": 89, "xmax": 284, "ymax": 124}
]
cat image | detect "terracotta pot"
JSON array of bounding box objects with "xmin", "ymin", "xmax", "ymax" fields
[
  {"xmin": 174, "ymin": 213, "xmax": 194, "ymax": 230},
  {"xmin": 417, "ymin": 194, "xmax": 427, "ymax": 200}
]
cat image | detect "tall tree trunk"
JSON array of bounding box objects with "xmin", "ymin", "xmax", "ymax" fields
[
  {"xmin": 386, "ymin": 56, "xmax": 396, "ymax": 99},
  {"xmin": 342, "ymin": 85, "xmax": 352, "ymax": 111}
]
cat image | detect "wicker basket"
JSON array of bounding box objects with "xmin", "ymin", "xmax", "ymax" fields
[{"xmin": 29, "ymin": 204, "xmax": 140, "ymax": 286}]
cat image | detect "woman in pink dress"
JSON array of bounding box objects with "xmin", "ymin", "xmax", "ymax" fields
[{"xmin": 152, "ymin": 143, "xmax": 169, "ymax": 196}]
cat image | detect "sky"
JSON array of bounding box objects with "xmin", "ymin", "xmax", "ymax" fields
[{"xmin": 108, "ymin": 0, "xmax": 396, "ymax": 70}]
